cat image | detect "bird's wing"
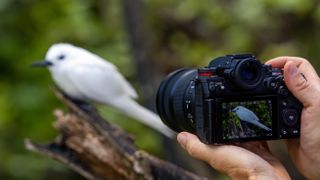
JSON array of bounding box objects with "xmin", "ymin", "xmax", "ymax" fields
[
  {"xmin": 247, "ymin": 111, "xmax": 260, "ymax": 122},
  {"xmin": 65, "ymin": 63, "xmax": 138, "ymax": 104},
  {"xmin": 238, "ymin": 107, "xmax": 260, "ymax": 122}
]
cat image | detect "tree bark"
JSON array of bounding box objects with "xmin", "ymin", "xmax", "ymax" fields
[{"xmin": 25, "ymin": 90, "xmax": 205, "ymax": 180}]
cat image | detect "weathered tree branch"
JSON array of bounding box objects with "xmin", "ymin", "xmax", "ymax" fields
[{"xmin": 25, "ymin": 90, "xmax": 205, "ymax": 180}]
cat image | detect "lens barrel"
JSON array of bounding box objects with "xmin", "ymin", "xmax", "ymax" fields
[{"xmin": 156, "ymin": 68, "xmax": 197, "ymax": 133}]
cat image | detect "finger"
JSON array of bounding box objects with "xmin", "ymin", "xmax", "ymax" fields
[
  {"xmin": 266, "ymin": 56, "xmax": 319, "ymax": 80},
  {"xmin": 265, "ymin": 56, "xmax": 305, "ymax": 68},
  {"xmin": 283, "ymin": 61, "xmax": 320, "ymax": 108}
]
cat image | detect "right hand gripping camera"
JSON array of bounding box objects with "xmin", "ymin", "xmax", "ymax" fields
[{"xmin": 156, "ymin": 54, "xmax": 302, "ymax": 144}]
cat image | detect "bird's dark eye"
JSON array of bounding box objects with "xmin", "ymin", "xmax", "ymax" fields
[{"xmin": 57, "ymin": 54, "xmax": 65, "ymax": 60}]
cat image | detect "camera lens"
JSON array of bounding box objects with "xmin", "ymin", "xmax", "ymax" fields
[
  {"xmin": 156, "ymin": 68, "xmax": 197, "ymax": 133},
  {"xmin": 234, "ymin": 59, "xmax": 263, "ymax": 89}
]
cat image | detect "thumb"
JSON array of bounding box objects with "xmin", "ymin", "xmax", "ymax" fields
[{"xmin": 283, "ymin": 61, "xmax": 320, "ymax": 108}]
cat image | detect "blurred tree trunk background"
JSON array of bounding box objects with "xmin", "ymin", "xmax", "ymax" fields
[
  {"xmin": 1, "ymin": 0, "xmax": 320, "ymax": 179},
  {"xmin": 121, "ymin": 0, "xmax": 222, "ymax": 179}
]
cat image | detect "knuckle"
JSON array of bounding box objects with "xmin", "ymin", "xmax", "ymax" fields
[
  {"xmin": 301, "ymin": 59, "xmax": 313, "ymax": 68},
  {"xmin": 292, "ymin": 56, "xmax": 309, "ymax": 63},
  {"xmin": 297, "ymin": 57, "xmax": 309, "ymax": 63},
  {"xmin": 285, "ymin": 56, "xmax": 309, "ymax": 65},
  {"xmin": 295, "ymin": 75, "xmax": 310, "ymax": 92}
]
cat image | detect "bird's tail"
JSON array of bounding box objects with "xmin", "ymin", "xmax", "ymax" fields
[
  {"xmin": 110, "ymin": 97, "xmax": 175, "ymax": 138},
  {"xmin": 250, "ymin": 121, "xmax": 272, "ymax": 131}
]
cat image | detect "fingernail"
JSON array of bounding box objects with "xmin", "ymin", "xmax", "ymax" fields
[
  {"xmin": 177, "ymin": 133, "xmax": 187, "ymax": 148},
  {"xmin": 288, "ymin": 64, "xmax": 299, "ymax": 76}
]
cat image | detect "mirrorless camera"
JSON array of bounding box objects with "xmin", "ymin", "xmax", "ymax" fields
[{"xmin": 156, "ymin": 54, "xmax": 302, "ymax": 144}]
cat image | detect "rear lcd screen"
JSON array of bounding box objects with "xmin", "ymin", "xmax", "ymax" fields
[{"xmin": 220, "ymin": 99, "xmax": 273, "ymax": 140}]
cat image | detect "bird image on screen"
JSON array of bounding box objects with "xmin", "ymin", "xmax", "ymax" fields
[
  {"xmin": 221, "ymin": 100, "xmax": 272, "ymax": 140},
  {"xmin": 232, "ymin": 106, "xmax": 271, "ymax": 131},
  {"xmin": 32, "ymin": 43, "xmax": 174, "ymax": 138}
]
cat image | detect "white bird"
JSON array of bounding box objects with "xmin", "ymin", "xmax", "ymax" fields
[
  {"xmin": 32, "ymin": 43, "xmax": 174, "ymax": 138},
  {"xmin": 232, "ymin": 106, "xmax": 271, "ymax": 131}
]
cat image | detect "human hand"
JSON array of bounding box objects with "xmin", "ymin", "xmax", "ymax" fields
[
  {"xmin": 177, "ymin": 132, "xmax": 290, "ymax": 179},
  {"xmin": 266, "ymin": 57, "xmax": 320, "ymax": 179}
]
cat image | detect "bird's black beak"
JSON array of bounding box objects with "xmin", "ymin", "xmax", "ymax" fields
[{"xmin": 31, "ymin": 60, "xmax": 53, "ymax": 67}]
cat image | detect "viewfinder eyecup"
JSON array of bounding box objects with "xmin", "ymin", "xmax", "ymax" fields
[{"xmin": 234, "ymin": 59, "xmax": 263, "ymax": 89}]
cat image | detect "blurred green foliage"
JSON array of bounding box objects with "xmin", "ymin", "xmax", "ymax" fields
[{"xmin": 0, "ymin": 0, "xmax": 319, "ymax": 179}]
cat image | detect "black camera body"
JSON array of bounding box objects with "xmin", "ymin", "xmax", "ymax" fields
[{"xmin": 157, "ymin": 54, "xmax": 302, "ymax": 144}]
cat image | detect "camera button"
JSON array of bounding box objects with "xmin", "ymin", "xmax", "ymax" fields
[
  {"xmin": 281, "ymin": 100, "xmax": 288, "ymax": 107},
  {"xmin": 275, "ymin": 75, "xmax": 284, "ymax": 83},
  {"xmin": 292, "ymin": 130, "xmax": 299, "ymax": 134},
  {"xmin": 282, "ymin": 129, "xmax": 287, "ymax": 135},
  {"xmin": 278, "ymin": 87, "xmax": 289, "ymax": 97},
  {"xmin": 264, "ymin": 77, "xmax": 278, "ymax": 89},
  {"xmin": 209, "ymin": 82, "xmax": 216, "ymax": 92},
  {"xmin": 283, "ymin": 109, "xmax": 299, "ymax": 127}
]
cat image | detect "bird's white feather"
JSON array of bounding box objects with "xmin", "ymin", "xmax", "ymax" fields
[
  {"xmin": 43, "ymin": 43, "xmax": 173, "ymax": 137},
  {"xmin": 110, "ymin": 96, "xmax": 175, "ymax": 138},
  {"xmin": 64, "ymin": 63, "xmax": 138, "ymax": 100}
]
